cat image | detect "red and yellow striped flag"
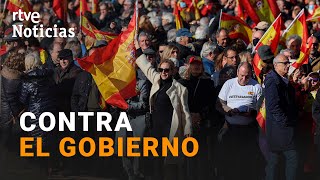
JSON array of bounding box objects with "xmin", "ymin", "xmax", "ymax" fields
[
  {"xmin": 174, "ymin": 3, "xmax": 183, "ymax": 30},
  {"xmin": 282, "ymin": 9, "xmax": 309, "ymax": 69},
  {"xmin": 77, "ymin": 10, "xmax": 137, "ymax": 109},
  {"xmin": 91, "ymin": 0, "xmax": 99, "ymax": 14},
  {"xmin": 253, "ymin": 14, "xmax": 282, "ymax": 83},
  {"xmin": 53, "ymin": 0, "xmax": 68, "ymax": 22},
  {"xmin": 257, "ymin": 99, "xmax": 266, "ymax": 132},
  {"xmin": 7, "ymin": 0, "xmax": 32, "ymax": 13},
  {"xmin": 307, "ymin": 6, "xmax": 320, "ymax": 21},
  {"xmin": 220, "ymin": 12, "xmax": 252, "ymax": 45},
  {"xmin": 239, "ymin": 0, "xmax": 280, "ymax": 25},
  {"xmin": 81, "ymin": 15, "xmax": 118, "ymax": 46},
  {"xmin": 76, "ymin": 0, "xmax": 89, "ymax": 16}
]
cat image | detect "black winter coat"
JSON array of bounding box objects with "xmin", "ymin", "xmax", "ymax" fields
[
  {"xmin": 265, "ymin": 70, "xmax": 298, "ymax": 152},
  {"xmin": 19, "ymin": 66, "xmax": 57, "ymax": 138},
  {"xmin": 71, "ymin": 71, "xmax": 93, "ymax": 112},
  {"xmin": 0, "ymin": 67, "xmax": 24, "ymax": 129}
]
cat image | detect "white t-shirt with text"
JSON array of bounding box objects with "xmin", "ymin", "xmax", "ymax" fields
[{"xmin": 218, "ymin": 78, "xmax": 262, "ymax": 125}]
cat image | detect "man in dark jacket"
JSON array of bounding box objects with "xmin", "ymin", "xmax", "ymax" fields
[
  {"xmin": 54, "ymin": 49, "xmax": 82, "ymax": 113},
  {"xmin": 265, "ymin": 54, "xmax": 298, "ymax": 180}
]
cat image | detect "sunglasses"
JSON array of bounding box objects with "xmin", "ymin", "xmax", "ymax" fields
[
  {"xmin": 309, "ymin": 78, "xmax": 319, "ymax": 82},
  {"xmin": 158, "ymin": 68, "xmax": 170, "ymax": 73},
  {"xmin": 159, "ymin": 50, "xmax": 164, "ymax": 53}
]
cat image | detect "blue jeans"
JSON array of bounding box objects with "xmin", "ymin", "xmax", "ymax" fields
[{"xmin": 265, "ymin": 149, "xmax": 298, "ymax": 180}]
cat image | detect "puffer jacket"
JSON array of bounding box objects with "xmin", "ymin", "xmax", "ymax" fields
[
  {"xmin": 19, "ymin": 66, "xmax": 57, "ymax": 139},
  {"xmin": 0, "ymin": 67, "xmax": 24, "ymax": 129}
]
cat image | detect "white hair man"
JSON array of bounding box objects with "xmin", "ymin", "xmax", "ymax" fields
[
  {"xmin": 161, "ymin": 12, "xmax": 175, "ymax": 32},
  {"xmin": 201, "ymin": 42, "xmax": 218, "ymax": 76}
]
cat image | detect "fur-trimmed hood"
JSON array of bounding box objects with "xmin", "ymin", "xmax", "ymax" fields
[{"xmin": 1, "ymin": 66, "xmax": 23, "ymax": 80}]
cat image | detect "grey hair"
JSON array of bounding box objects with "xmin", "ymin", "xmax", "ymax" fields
[
  {"xmin": 147, "ymin": 11, "xmax": 157, "ymax": 18},
  {"xmin": 162, "ymin": 13, "xmax": 174, "ymax": 24},
  {"xmin": 286, "ymin": 34, "xmax": 302, "ymax": 47},
  {"xmin": 167, "ymin": 29, "xmax": 177, "ymax": 42},
  {"xmin": 280, "ymin": 48, "xmax": 293, "ymax": 55},
  {"xmin": 149, "ymin": 17, "xmax": 161, "ymax": 28},
  {"xmin": 273, "ymin": 54, "xmax": 288, "ymax": 64},
  {"xmin": 237, "ymin": 61, "xmax": 252, "ymax": 73},
  {"xmin": 199, "ymin": 17, "xmax": 209, "ymax": 27},
  {"xmin": 200, "ymin": 41, "xmax": 217, "ymax": 58},
  {"xmin": 195, "ymin": 26, "xmax": 208, "ymax": 40},
  {"xmin": 175, "ymin": 37, "xmax": 181, "ymax": 43},
  {"xmin": 138, "ymin": 31, "xmax": 150, "ymax": 41}
]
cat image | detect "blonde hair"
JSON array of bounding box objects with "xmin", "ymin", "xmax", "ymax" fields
[
  {"xmin": 25, "ymin": 52, "xmax": 41, "ymax": 71},
  {"xmin": 160, "ymin": 45, "xmax": 179, "ymax": 61}
]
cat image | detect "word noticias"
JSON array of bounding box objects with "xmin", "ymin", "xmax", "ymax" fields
[{"xmin": 12, "ymin": 10, "xmax": 75, "ymax": 38}]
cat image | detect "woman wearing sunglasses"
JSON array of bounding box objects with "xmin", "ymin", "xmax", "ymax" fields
[{"xmin": 136, "ymin": 52, "xmax": 192, "ymax": 180}]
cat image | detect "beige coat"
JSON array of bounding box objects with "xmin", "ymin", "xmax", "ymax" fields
[{"xmin": 136, "ymin": 54, "xmax": 192, "ymax": 142}]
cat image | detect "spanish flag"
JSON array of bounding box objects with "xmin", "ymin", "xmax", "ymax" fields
[
  {"xmin": 91, "ymin": 0, "xmax": 99, "ymax": 14},
  {"xmin": 253, "ymin": 14, "xmax": 282, "ymax": 53},
  {"xmin": 77, "ymin": 10, "xmax": 137, "ymax": 109},
  {"xmin": 307, "ymin": 6, "xmax": 320, "ymax": 21},
  {"xmin": 174, "ymin": 2, "xmax": 183, "ymax": 30},
  {"xmin": 76, "ymin": 0, "xmax": 89, "ymax": 16},
  {"xmin": 282, "ymin": 9, "xmax": 309, "ymax": 69},
  {"xmin": 53, "ymin": 0, "xmax": 68, "ymax": 22},
  {"xmin": 220, "ymin": 12, "xmax": 252, "ymax": 45},
  {"xmin": 7, "ymin": 0, "xmax": 32, "ymax": 13},
  {"xmin": 257, "ymin": 99, "xmax": 266, "ymax": 132},
  {"xmin": 239, "ymin": 0, "xmax": 280, "ymax": 25},
  {"xmin": 252, "ymin": 14, "xmax": 282, "ymax": 83},
  {"xmin": 81, "ymin": 15, "xmax": 118, "ymax": 43}
]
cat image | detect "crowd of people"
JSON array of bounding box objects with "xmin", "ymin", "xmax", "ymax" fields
[{"xmin": 1, "ymin": 0, "xmax": 320, "ymax": 180}]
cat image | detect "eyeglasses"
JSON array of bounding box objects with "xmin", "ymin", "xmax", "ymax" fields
[
  {"xmin": 158, "ymin": 68, "xmax": 170, "ymax": 73},
  {"xmin": 159, "ymin": 50, "xmax": 164, "ymax": 53},
  {"xmin": 277, "ymin": 61, "xmax": 290, "ymax": 65}
]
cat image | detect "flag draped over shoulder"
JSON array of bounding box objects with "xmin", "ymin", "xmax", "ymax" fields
[
  {"xmin": 220, "ymin": 12, "xmax": 252, "ymax": 45},
  {"xmin": 77, "ymin": 10, "xmax": 137, "ymax": 109},
  {"xmin": 252, "ymin": 14, "xmax": 282, "ymax": 83},
  {"xmin": 282, "ymin": 9, "xmax": 309, "ymax": 69},
  {"xmin": 239, "ymin": 0, "xmax": 280, "ymax": 25},
  {"xmin": 7, "ymin": 0, "xmax": 32, "ymax": 13},
  {"xmin": 81, "ymin": 15, "xmax": 117, "ymax": 41}
]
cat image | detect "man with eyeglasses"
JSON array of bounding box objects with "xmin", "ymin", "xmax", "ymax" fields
[
  {"xmin": 265, "ymin": 54, "xmax": 299, "ymax": 180},
  {"xmin": 309, "ymin": 36, "xmax": 320, "ymax": 72},
  {"xmin": 222, "ymin": 47, "xmax": 239, "ymax": 68}
]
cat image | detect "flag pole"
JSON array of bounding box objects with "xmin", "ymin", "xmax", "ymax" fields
[
  {"xmin": 252, "ymin": 13, "xmax": 282, "ymax": 54},
  {"xmin": 134, "ymin": 0, "xmax": 139, "ymax": 41}
]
